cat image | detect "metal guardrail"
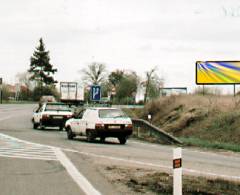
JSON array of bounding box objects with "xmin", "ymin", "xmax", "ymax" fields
[{"xmin": 132, "ymin": 118, "xmax": 182, "ymax": 145}]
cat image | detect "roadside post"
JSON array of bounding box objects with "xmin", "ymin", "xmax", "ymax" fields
[
  {"xmin": 148, "ymin": 114, "xmax": 152, "ymax": 136},
  {"xmin": 173, "ymin": 147, "xmax": 182, "ymax": 195},
  {"xmin": 148, "ymin": 114, "xmax": 152, "ymax": 122},
  {"xmin": 0, "ymin": 78, "xmax": 2, "ymax": 104}
]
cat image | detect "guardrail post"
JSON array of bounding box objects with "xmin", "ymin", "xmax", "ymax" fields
[
  {"xmin": 137, "ymin": 126, "xmax": 140, "ymax": 137},
  {"xmin": 173, "ymin": 147, "xmax": 182, "ymax": 195}
]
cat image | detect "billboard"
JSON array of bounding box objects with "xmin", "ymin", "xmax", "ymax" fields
[
  {"xmin": 196, "ymin": 61, "xmax": 240, "ymax": 84},
  {"xmin": 160, "ymin": 88, "xmax": 187, "ymax": 96}
]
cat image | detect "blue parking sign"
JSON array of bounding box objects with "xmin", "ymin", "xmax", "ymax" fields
[{"xmin": 91, "ymin": 85, "xmax": 101, "ymax": 101}]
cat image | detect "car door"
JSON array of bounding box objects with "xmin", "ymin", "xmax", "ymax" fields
[
  {"xmin": 78, "ymin": 110, "xmax": 89, "ymax": 134},
  {"xmin": 71, "ymin": 109, "xmax": 86, "ymax": 133},
  {"xmin": 33, "ymin": 106, "xmax": 42, "ymax": 123}
]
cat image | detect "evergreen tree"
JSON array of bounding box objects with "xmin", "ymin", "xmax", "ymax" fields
[{"xmin": 28, "ymin": 38, "xmax": 57, "ymax": 86}]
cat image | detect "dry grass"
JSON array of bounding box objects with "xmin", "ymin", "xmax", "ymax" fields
[
  {"xmin": 127, "ymin": 95, "xmax": 240, "ymax": 148},
  {"xmin": 104, "ymin": 165, "xmax": 240, "ymax": 195}
]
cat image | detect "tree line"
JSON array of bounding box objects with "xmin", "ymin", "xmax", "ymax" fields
[{"xmin": 2, "ymin": 38, "xmax": 163, "ymax": 104}]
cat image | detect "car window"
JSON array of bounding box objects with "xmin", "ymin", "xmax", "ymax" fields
[
  {"xmin": 99, "ymin": 109, "xmax": 127, "ymax": 118},
  {"xmin": 45, "ymin": 104, "xmax": 71, "ymax": 111},
  {"xmin": 39, "ymin": 107, "xmax": 43, "ymax": 112},
  {"xmin": 77, "ymin": 110, "xmax": 86, "ymax": 119},
  {"xmin": 82, "ymin": 110, "xmax": 89, "ymax": 119},
  {"xmin": 33, "ymin": 107, "xmax": 40, "ymax": 113}
]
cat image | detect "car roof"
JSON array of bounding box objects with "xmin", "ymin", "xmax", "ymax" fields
[
  {"xmin": 87, "ymin": 107, "xmax": 120, "ymax": 110},
  {"xmin": 45, "ymin": 102, "xmax": 67, "ymax": 105}
]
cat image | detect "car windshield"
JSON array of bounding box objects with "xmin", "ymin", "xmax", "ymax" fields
[
  {"xmin": 99, "ymin": 109, "xmax": 127, "ymax": 118},
  {"xmin": 45, "ymin": 104, "xmax": 71, "ymax": 112}
]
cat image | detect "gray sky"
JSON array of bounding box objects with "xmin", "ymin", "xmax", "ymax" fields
[{"xmin": 1, "ymin": 0, "xmax": 240, "ymax": 92}]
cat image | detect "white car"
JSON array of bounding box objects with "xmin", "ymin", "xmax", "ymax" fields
[
  {"xmin": 65, "ymin": 107, "xmax": 133, "ymax": 144},
  {"xmin": 32, "ymin": 102, "xmax": 73, "ymax": 130}
]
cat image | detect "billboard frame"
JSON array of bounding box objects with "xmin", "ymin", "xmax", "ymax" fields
[{"xmin": 196, "ymin": 61, "xmax": 240, "ymax": 85}]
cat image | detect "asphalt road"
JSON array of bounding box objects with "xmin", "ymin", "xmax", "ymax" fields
[{"xmin": 0, "ymin": 104, "xmax": 240, "ymax": 195}]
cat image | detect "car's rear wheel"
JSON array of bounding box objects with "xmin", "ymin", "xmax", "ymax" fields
[
  {"xmin": 118, "ymin": 136, "xmax": 127, "ymax": 144},
  {"xmin": 66, "ymin": 126, "xmax": 74, "ymax": 140},
  {"xmin": 39, "ymin": 121, "xmax": 45, "ymax": 130},
  {"xmin": 100, "ymin": 136, "xmax": 105, "ymax": 143},
  {"xmin": 59, "ymin": 125, "xmax": 63, "ymax": 131},
  {"xmin": 33, "ymin": 123, "xmax": 38, "ymax": 129},
  {"xmin": 86, "ymin": 130, "xmax": 95, "ymax": 142}
]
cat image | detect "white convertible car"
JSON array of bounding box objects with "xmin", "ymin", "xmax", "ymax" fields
[{"xmin": 65, "ymin": 107, "xmax": 133, "ymax": 144}]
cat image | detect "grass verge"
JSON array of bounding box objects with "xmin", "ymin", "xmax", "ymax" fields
[
  {"xmin": 103, "ymin": 165, "xmax": 240, "ymax": 195},
  {"xmin": 180, "ymin": 137, "xmax": 240, "ymax": 152}
]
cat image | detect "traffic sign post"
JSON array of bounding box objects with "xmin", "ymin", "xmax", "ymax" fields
[
  {"xmin": 173, "ymin": 147, "xmax": 182, "ymax": 195},
  {"xmin": 90, "ymin": 85, "xmax": 101, "ymax": 101}
]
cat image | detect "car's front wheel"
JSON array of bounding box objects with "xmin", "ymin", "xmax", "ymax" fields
[
  {"xmin": 66, "ymin": 126, "xmax": 74, "ymax": 140},
  {"xmin": 118, "ymin": 136, "xmax": 127, "ymax": 144},
  {"xmin": 86, "ymin": 130, "xmax": 95, "ymax": 142}
]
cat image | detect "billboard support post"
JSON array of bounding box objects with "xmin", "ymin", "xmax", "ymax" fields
[
  {"xmin": 234, "ymin": 84, "xmax": 236, "ymax": 97},
  {"xmin": 0, "ymin": 78, "xmax": 2, "ymax": 104}
]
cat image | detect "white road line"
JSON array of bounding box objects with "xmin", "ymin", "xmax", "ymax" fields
[
  {"xmin": 0, "ymin": 147, "xmax": 55, "ymax": 153},
  {"xmin": 0, "ymin": 115, "xmax": 15, "ymax": 121},
  {"xmin": 54, "ymin": 148, "xmax": 101, "ymax": 195},
  {"xmin": 0, "ymin": 133, "xmax": 102, "ymax": 195},
  {"xmin": 0, "ymin": 150, "xmax": 57, "ymax": 158},
  {"xmin": 63, "ymin": 148, "xmax": 171, "ymax": 169},
  {"xmin": 62, "ymin": 148, "xmax": 240, "ymax": 181},
  {"xmin": 183, "ymin": 168, "xmax": 240, "ymax": 181},
  {"xmin": 130, "ymin": 140, "xmax": 240, "ymax": 160},
  {"xmin": 0, "ymin": 154, "xmax": 57, "ymax": 161}
]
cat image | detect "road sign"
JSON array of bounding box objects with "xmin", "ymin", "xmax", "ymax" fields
[
  {"xmin": 91, "ymin": 85, "xmax": 101, "ymax": 101},
  {"xmin": 173, "ymin": 158, "xmax": 182, "ymax": 169},
  {"xmin": 173, "ymin": 147, "xmax": 182, "ymax": 195}
]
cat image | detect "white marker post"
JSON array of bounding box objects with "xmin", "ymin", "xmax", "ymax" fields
[{"xmin": 173, "ymin": 147, "xmax": 182, "ymax": 195}]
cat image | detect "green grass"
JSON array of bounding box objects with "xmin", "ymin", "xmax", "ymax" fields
[{"xmin": 180, "ymin": 137, "xmax": 240, "ymax": 152}]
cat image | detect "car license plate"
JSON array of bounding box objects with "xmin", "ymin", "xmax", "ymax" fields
[
  {"xmin": 53, "ymin": 116, "xmax": 63, "ymax": 119},
  {"xmin": 108, "ymin": 125, "xmax": 120, "ymax": 129}
]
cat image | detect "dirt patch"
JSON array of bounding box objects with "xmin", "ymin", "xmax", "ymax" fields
[{"xmin": 101, "ymin": 165, "xmax": 240, "ymax": 195}]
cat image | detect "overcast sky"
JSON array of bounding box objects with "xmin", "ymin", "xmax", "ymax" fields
[{"xmin": 1, "ymin": 0, "xmax": 240, "ymax": 92}]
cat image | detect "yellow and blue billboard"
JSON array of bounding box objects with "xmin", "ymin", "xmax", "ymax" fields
[{"xmin": 196, "ymin": 61, "xmax": 240, "ymax": 84}]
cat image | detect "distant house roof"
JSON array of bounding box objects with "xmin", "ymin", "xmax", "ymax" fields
[{"xmin": 6, "ymin": 84, "xmax": 16, "ymax": 93}]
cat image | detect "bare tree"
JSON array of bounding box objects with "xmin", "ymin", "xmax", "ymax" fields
[
  {"xmin": 15, "ymin": 71, "xmax": 36, "ymax": 90},
  {"xmin": 80, "ymin": 62, "xmax": 107, "ymax": 85},
  {"xmin": 144, "ymin": 67, "xmax": 161, "ymax": 103}
]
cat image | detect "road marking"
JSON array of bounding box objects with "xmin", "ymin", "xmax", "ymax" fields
[
  {"xmin": 54, "ymin": 148, "xmax": 101, "ymax": 195},
  {"xmin": 62, "ymin": 148, "xmax": 240, "ymax": 181},
  {"xmin": 0, "ymin": 115, "xmax": 15, "ymax": 122},
  {"xmin": 130, "ymin": 140, "xmax": 240, "ymax": 160},
  {"xmin": 0, "ymin": 133, "xmax": 101, "ymax": 195},
  {"xmin": 0, "ymin": 133, "xmax": 57, "ymax": 161},
  {"xmin": 62, "ymin": 148, "xmax": 171, "ymax": 169}
]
